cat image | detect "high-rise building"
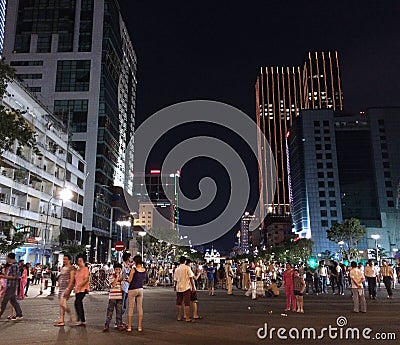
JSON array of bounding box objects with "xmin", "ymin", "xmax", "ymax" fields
[
  {"xmin": 3, "ymin": 0, "xmax": 137, "ymax": 262},
  {"xmin": 0, "ymin": 0, "xmax": 6, "ymax": 52},
  {"xmin": 256, "ymin": 51, "xmax": 343, "ymax": 226},
  {"xmin": 134, "ymin": 170, "xmax": 179, "ymax": 232},
  {"xmin": 239, "ymin": 212, "xmax": 255, "ymax": 254},
  {"xmin": 287, "ymin": 108, "xmax": 400, "ymax": 254}
]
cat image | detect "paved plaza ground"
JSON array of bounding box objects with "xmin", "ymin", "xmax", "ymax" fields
[{"xmin": 0, "ymin": 283, "xmax": 398, "ymax": 345}]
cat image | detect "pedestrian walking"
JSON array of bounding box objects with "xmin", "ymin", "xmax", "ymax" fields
[
  {"xmin": 53, "ymin": 254, "xmax": 75, "ymax": 326},
  {"xmin": 103, "ymin": 263, "xmax": 124, "ymax": 332},
  {"xmin": 349, "ymin": 261, "xmax": 366, "ymax": 313},
  {"xmin": 126, "ymin": 255, "xmax": 147, "ymax": 332},
  {"xmin": 0, "ymin": 253, "xmax": 24, "ymax": 320},
  {"xmin": 74, "ymin": 254, "xmax": 89, "ymax": 326},
  {"xmin": 380, "ymin": 260, "xmax": 394, "ymax": 299},
  {"xmin": 24, "ymin": 263, "xmax": 32, "ymax": 297},
  {"xmin": 365, "ymin": 259, "xmax": 377, "ymax": 299}
]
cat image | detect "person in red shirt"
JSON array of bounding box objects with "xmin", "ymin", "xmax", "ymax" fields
[{"xmin": 282, "ymin": 263, "xmax": 296, "ymax": 312}]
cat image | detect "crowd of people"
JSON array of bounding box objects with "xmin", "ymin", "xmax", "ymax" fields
[{"xmin": 0, "ymin": 252, "xmax": 399, "ymax": 332}]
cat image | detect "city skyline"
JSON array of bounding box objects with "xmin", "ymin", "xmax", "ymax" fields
[
  {"xmin": 118, "ymin": 1, "xmax": 400, "ymax": 250},
  {"xmin": 1, "ymin": 1, "xmax": 399, "ymax": 253}
]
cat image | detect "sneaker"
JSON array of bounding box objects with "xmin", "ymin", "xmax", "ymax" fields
[
  {"xmin": 15, "ymin": 316, "xmax": 23, "ymax": 321},
  {"xmin": 102, "ymin": 325, "xmax": 110, "ymax": 332}
]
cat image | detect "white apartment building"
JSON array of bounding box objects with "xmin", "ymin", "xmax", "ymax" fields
[{"xmin": 0, "ymin": 80, "xmax": 86, "ymax": 264}]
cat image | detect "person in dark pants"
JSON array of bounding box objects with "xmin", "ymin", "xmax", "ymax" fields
[
  {"xmin": 380, "ymin": 260, "xmax": 394, "ymax": 299},
  {"xmin": 365, "ymin": 260, "xmax": 377, "ymax": 299},
  {"xmin": 24, "ymin": 263, "xmax": 31, "ymax": 297},
  {"xmin": 50, "ymin": 263, "xmax": 59, "ymax": 296},
  {"xmin": 16, "ymin": 260, "xmax": 24, "ymax": 298},
  {"xmin": 0, "ymin": 253, "xmax": 23, "ymax": 319},
  {"xmin": 74, "ymin": 255, "xmax": 90, "ymax": 326}
]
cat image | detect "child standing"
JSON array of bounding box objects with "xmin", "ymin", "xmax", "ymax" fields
[
  {"xmin": 293, "ymin": 269, "xmax": 306, "ymax": 313},
  {"xmin": 103, "ymin": 263, "xmax": 124, "ymax": 332}
]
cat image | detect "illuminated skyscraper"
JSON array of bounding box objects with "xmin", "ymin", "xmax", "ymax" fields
[
  {"xmin": 287, "ymin": 108, "xmax": 400, "ymax": 254},
  {"xmin": 256, "ymin": 51, "xmax": 343, "ymax": 226},
  {"xmin": 3, "ymin": 0, "xmax": 137, "ymax": 262}
]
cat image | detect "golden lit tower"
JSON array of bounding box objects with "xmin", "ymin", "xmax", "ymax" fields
[{"xmin": 256, "ymin": 51, "xmax": 343, "ymax": 226}]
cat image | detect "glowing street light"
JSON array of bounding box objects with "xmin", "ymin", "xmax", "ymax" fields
[{"xmin": 138, "ymin": 231, "xmax": 147, "ymax": 258}]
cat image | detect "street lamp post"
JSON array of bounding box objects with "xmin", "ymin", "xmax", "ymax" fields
[
  {"xmin": 108, "ymin": 206, "xmax": 115, "ymax": 263},
  {"xmin": 371, "ymin": 234, "xmax": 380, "ymax": 264},
  {"xmin": 116, "ymin": 220, "xmax": 131, "ymax": 263},
  {"xmin": 138, "ymin": 231, "xmax": 146, "ymax": 258},
  {"xmin": 39, "ymin": 188, "xmax": 72, "ymax": 294}
]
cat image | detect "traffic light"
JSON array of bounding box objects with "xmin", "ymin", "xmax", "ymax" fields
[{"xmin": 367, "ymin": 249, "xmax": 377, "ymax": 260}]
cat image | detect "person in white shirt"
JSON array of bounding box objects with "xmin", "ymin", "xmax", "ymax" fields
[
  {"xmin": 349, "ymin": 261, "xmax": 366, "ymax": 313},
  {"xmin": 318, "ymin": 263, "xmax": 328, "ymax": 293},
  {"xmin": 173, "ymin": 256, "xmax": 195, "ymax": 322}
]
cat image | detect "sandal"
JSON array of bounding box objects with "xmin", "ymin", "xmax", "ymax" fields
[
  {"xmin": 53, "ymin": 321, "xmax": 65, "ymax": 327},
  {"xmin": 193, "ymin": 316, "xmax": 203, "ymax": 319}
]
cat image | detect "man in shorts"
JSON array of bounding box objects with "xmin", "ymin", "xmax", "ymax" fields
[{"xmin": 173, "ymin": 256, "xmax": 195, "ymax": 322}]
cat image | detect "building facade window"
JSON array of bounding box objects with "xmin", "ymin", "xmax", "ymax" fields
[
  {"xmin": 16, "ymin": 73, "xmax": 42, "ymax": 80},
  {"xmin": 54, "ymin": 99, "xmax": 88, "ymax": 132},
  {"xmin": 79, "ymin": 0, "xmax": 94, "ymax": 52},
  {"xmin": 36, "ymin": 33, "xmax": 51, "ymax": 52},
  {"xmin": 10, "ymin": 60, "xmax": 43, "ymax": 66},
  {"xmin": 55, "ymin": 60, "xmax": 90, "ymax": 92}
]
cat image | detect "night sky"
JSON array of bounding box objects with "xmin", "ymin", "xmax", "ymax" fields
[{"xmin": 119, "ymin": 0, "xmax": 400, "ymax": 251}]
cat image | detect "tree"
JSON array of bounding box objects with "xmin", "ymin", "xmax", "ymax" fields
[
  {"xmin": 0, "ymin": 59, "xmax": 39, "ymax": 156},
  {"xmin": 61, "ymin": 243, "xmax": 86, "ymax": 263},
  {"xmin": 326, "ymin": 218, "xmax": 366, "ymax": 261},
  {"xmin": 0, "ymin": 221, "xmax": 30, "ymax": 254},
  {"xmin": 289, "ymin": 238, "xmax": 314, "ymax": 264},
  {"xmin": 269, "ymin": 238, "xmax": 314, "ymax": 264}
]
